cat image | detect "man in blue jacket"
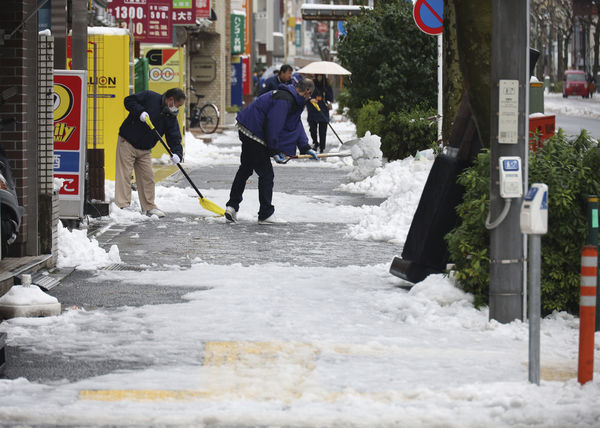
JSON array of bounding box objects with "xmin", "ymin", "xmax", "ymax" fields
[
  {"xmin": 225, "ymin": 78, "xmax": 318, "ymax": 224},
  {"xmin": 256, "ymin": 64, "xmax": 293, "ymax": 96},
  {"xmin": 115, "ymin": 88, "xmax": 185, "ymax": 218}
]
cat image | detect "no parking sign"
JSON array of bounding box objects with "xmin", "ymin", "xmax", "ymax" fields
[{"xmin": 413, "ymin": 0, "xmax": 443, "ymax": 35}]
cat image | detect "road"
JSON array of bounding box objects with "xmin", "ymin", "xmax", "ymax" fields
[{"xmin": 554, "ymin": 112, "xmax": 600, "ymax": 139}]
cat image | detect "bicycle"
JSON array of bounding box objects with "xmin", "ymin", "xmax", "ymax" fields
[{"xmin": 188, "ymin": 88, "xmax": 220, "ymax": 134}]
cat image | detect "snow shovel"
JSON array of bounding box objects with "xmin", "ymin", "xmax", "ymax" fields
[
  {"xmin": 144, "ymin": 116, "xmax": 225, "ymax": 216},
  {"xmin": 282, "ymin": 152, "xmax": 351, "ymax": 163}
]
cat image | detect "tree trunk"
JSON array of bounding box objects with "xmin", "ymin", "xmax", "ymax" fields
[
  {"xmin": 442, "ymin": 0, "xmax": 464, "ymax": 142},
  {"xmin": 444, "ymin": 0, "xmax": 492, "ymax": 148}
]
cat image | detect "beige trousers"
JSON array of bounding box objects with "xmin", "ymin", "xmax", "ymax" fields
[{"xmin": 114, "ymin": 136, "xmax": 157, "ymax": 212}]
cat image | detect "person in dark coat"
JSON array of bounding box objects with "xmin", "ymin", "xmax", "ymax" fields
[
  {"xmin": 225, "ymin": 78, "xmax": 318, "ymax": 224},
  {"xmin": 256, "ymin": 64, "xmax": 294, "ymax": 96},
  {"xmin": 115, "ymin": 88, "xmax": 185, "ymax": 218},
  {"xmin": 306, "ymin": 74, "xmax": 334, "ymax": 153}
]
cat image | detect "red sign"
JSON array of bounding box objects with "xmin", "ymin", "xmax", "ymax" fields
[
  {"xmin": 54, "ymin": 75, "xmax": 83, "ymax": 151},
  {"xmin": 54, "ymin": 174, "xmax": 80, "ymax": 197},
  {"xmin": 172, "ymin": 6, "xmax": 195, "ymax": 25},
  {"xmin": 147, "ymin": 2, "xmax": 172, "ymax": 43},
  {"xmin": 196, "ymin": 0, "xmax": 210, "ymax": 19},
  {"xmin": 106, "ymin": 0, "xmax": 172, "ymax": 43},
  {"xmin": 242, "ymin": 55, "xmax": 251, "ymax": 96},
  {"xmin": 413, "ymin": 0, "xmax": 443, "ymax": 35}
]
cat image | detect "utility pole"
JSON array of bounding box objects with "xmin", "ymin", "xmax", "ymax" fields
[{"xmin": 488, "ymin": 0, "xmax": 529, "ymax": 323}]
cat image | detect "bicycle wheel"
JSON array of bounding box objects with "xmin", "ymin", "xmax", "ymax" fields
[{"xmin": 199, "ymin": 104, "xmax": 219, "ymax": 134}]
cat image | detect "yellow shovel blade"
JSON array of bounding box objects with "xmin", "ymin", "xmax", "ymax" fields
[{"xmin": 199, "ymin": 197, "xmax": 225, "ymax": 216}]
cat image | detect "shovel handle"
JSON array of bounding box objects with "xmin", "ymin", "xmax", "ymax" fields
[{"xmin": 144, "ymin": 116, "xmax": 205, "ymax": 199}]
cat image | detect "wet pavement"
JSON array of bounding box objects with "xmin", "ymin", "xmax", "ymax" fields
[{"xmin": 2, "ymin": 160, "xmax": 403, "ymax": 383}]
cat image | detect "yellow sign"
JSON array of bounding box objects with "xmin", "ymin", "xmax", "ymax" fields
[
  {"xmin": 140, "ymin": 46, "xmax": 187, "ymax": 159},
  {"xmin": 69, "ymin": 30, "xmax": 131, "ymax": 181}
]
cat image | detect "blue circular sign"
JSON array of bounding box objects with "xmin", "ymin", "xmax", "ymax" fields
[{"xmin": 413, "ymin": 0, "xmax": 443, "ymax": 35}]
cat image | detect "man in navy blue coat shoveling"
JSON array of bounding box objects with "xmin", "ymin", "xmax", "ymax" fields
[{"xmin": 225, "ymin": 78, "xmax": 318, "ymax": 224}]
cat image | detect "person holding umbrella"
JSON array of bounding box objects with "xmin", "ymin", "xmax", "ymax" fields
[{"xmin": 307, "ymin": 74, "xmax": 334, "ymax": 153}]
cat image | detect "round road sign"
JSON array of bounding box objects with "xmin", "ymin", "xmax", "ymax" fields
[{"xmin": 413, "ymin": 0, "xmax": 443, "ymax": 36}]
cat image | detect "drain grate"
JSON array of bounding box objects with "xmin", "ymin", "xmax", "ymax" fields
[
  {"xmin": 30, "ymin": 273, "xmax": 60, "ymax": 291},
  {"xmin": 101, "ymin": 263, "xmax": 145, "ymax": 272}
]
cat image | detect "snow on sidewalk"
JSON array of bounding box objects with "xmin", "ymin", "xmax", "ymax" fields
[{"xmin": 0, "ymin": 116, "xmax": 598, "ymax": 426}]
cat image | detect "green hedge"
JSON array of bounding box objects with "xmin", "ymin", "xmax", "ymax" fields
[
  {"xmin": 446, "ymin": 130, "xmax": 600, "ymax": 314},
  {"xmin": 355, "ymin": 100, "xmax": 438, "ymax": 161}
]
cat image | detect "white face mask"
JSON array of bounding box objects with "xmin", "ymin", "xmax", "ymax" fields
[{"xmin": 168, "ymin": 101, "xmax": 179, "ymax": 115}]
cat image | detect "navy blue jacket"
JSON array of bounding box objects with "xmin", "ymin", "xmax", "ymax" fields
[
  {"xmin": 257, "ymin": 75, "xmax": 290, "ymax": 96},
  {"xmin": 236, "ymin": 83, "xmax": 310, "ymax": 156},
  {"xmin": 307, "ymin": 82, "xmax": 334, "ymax": 123},
  {"xmin": 118, "ymin": 90, "xmax": 183, "ymax": 159}
]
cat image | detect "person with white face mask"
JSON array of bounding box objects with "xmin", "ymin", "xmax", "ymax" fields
[{"xmin": 115, "ymin": 88, "xmax": 185, "ymax": 218}]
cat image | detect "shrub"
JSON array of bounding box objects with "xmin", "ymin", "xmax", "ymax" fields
[
  {"xmin": 446, "ymin": 131, "xmax": 600, "ymax": 314},
  {"xmin": 356, "ymin": 101, "xmax": 437, "ymax": 161},
  {"xmin": 336, "ymin": 0, "xmax": 437, "ymax": 116}
]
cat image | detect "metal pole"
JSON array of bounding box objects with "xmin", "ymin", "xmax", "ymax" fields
[
  {"xmin": 586, "ymin": 195, "xmax": 600, "ymax": 331},
  {"xmin": 93, "ymin": 42, "xmax": 98, "ymax": 150},
  {"xmin": 489, "ymin": 0, "xmax": 529, "ymax": 323},
  {"xmin": 437, "ymin": 33, "xmax": 442, "ymax": 142},
  {"xmin": 528, "ymin": 234, "xmax": 541, "ymax": 385}
]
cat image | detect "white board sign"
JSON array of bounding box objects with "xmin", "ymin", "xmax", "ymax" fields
[{"xmin": 498, "ymin": 79, "xmax": 519, "ymax": 144}]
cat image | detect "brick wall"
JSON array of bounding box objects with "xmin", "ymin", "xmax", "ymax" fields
[{"xmin": 0, "ymin": 0, "xmax": 41, "ymax": 257}]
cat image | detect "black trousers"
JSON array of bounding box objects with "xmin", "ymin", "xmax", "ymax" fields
[
  {"xmin": 226, "ymin": 132, "xmax": 275, "ymax": 221},
  {"xmin": 309, "ymin": 120, "xmax": 328, "ymax": 153}
]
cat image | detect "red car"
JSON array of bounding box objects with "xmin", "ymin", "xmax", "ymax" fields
[{"xmin": 562, "ymin": 70, "xmax": 588, "ymax": 98}]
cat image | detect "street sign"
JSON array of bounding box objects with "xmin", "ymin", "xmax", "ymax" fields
[{"xmin": 413, "ymin": 0, "xmax": 443, "ymax": 36}]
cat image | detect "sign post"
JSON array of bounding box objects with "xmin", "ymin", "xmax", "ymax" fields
[
  {"xmin": 53, "ymin": 70, "xmax": 87, "ymax": 220},
  {"xmin": 413, "ymin": 0, "xmax": 443, "ymax": 141}
]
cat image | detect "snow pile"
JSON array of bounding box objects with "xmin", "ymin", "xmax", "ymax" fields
[
  {"xmin": 345, "ymin": 153, "xmax": 433, "ymax": 243},
  {"xmin": 56, "ymin": 222, "xmax": 121, "ymax": 269},
  {"xmin": 340, "ymin": 150, "xmax": 433, "ymax": 198},
  {"xmin": 0, "ymin": 285, "xmax": 59, "ymax": 306},
  {"xmin": 347, "ymin": 132, "xmax": 383, "ymax": 182}
]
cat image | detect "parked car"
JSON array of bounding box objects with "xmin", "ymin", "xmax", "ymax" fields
[
  {"xmin": 562, "ymin": 70, "xmax": 588, "ymax": 98},
  {"xmin": 0, "ymin": 87, "xmax": 24, "ymax": 258}
]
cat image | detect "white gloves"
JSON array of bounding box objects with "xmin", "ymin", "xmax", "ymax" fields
[
  {"xmin": 140, "ymin": 111, "xmax": 149, "ymax": 123},
  {"xmin": 170, "ymin": 154, "xmax": 181, "ymax": 165}
]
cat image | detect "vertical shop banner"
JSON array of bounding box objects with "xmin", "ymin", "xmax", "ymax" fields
[
  {"xmin": 295, "ymin": 22, "xmax": 302, "ymax": 48},
  {"xmin": 243, "ymin": 0, "xmax": 252, "ymax": 54},
  {"xmin": 231, "ymin": 56, "xmax": 243, "ymax": 108},
  {"xmin": 231, "ymin": 12, "xmax": 245, "ymax": 55},
  {"xmin": 172, "ymin": 0, "xmax": 195, "ymax": 25},
  {"xmin": 241, "ymin": 55, "xmax": 251, "ymax": 96},
  {"xmin": 196, "ymin": 0, "xmax": 211, "ymax": 19},
  {"xmin": 54, "ymin": 70, "xmax": 87, "ymax": 218}
]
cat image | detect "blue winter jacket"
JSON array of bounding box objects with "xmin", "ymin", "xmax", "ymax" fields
[
  {"xmin": 236, "ymin": 83, "xmax": 310, "ymax": 156},
  {"xmin": 118, "ymin": 90, "xmax": 183, "ymax": 159}
]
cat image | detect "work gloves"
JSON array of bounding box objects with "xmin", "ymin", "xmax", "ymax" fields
[
  {"xmin": 140, "ymin": 111, "xmax": 149, "ymax": 123},
  {"xmin": 170, "ymin": 154, "xmax": 181, "ymax": 165},
  {"xmin": 306, "ymin": 149, "xmax": 319, "ymax": 160},
  {"xmin": 272, "ymin": 153, "xmax": 286, "ymax": 164}
]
